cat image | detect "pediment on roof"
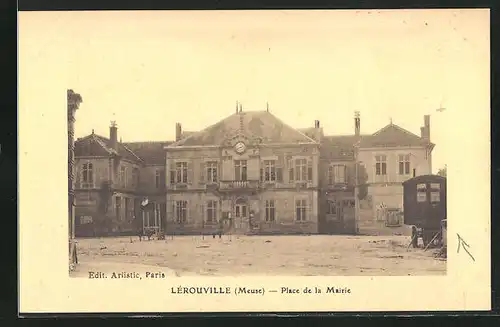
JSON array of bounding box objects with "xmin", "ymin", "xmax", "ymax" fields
[
  {"xmin": 360, "ymin": 124, "xmax": 428, "ymax": 147},
  {"xmin": 171, "ymin": 111, "xmax": 317, "ymax": 148}
]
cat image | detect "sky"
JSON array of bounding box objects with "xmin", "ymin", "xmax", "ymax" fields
[{"xmin": 18, "ymin": 9, "xmax": 490, "ymax": 173}]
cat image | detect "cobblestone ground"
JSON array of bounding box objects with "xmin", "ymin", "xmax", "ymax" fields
[{"xmin": 72, "ymin": 235, "xmax": 446, "ymax": 277}]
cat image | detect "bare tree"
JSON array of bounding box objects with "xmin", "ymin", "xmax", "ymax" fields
[{"xmin": 68, "ymin": 89, "xmax": 83, "ymax": 269}]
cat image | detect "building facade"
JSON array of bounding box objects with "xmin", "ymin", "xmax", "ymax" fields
[
  {"xmin": 165, "ymin": 109, "xmax": 320, "ymax": 235},
  {"xmin": 73, "ymin": 107, "xmax": 434, "ymax": 237}
]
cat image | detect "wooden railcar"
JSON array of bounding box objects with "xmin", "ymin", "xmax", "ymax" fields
[{"xmin": 403, "ymin": 174, "xmax": 447, "ymax": 248}]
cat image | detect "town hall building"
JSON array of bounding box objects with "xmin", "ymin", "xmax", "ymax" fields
[{"xmin": 73, "ymin": 105, "xmax": 434, "ymax": 237}]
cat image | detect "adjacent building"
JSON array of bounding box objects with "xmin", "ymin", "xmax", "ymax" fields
[{"xmin": 73, "ymin": 106, "xmax": 434, "ymax": 237}]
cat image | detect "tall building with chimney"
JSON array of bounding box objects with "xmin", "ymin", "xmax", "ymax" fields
[{"xmin": 73, "ymin": 106, "xmax": 434, "ymax": 237}]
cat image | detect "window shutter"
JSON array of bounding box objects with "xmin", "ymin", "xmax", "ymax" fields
[
  {"xmin": 276, "ymin": 156, "xmax": 284, "ymax": 183},
  {"xmin": 187, "ymin": 161, "xmax": 193, "ymax": 184},
  {"xmin": 217, "ymin": 161, "xmax": 221, "ymax": 183},
  {"xmin": 276, "ymin": 167, "xmax": 283, "ymax": 182},
  {"xmin": 307, "ymin": 159, "xmax": 313, "ymax": 182},
  {"xmin": 186, "ymin": 202, "xmax": 190, "ymax": 223},
  {"xmin": 200, "ymin": 162, "xmax": 205, "ymax": 184},
  {"xmin": 160, "ymin": 170, "xmax": 166, "ymax": 190},
  {"xmin": 168, "ymin": 200, "xmax": 174, "ymax": 222},
  {"xmin": 288, "ymin": 159, "xmax": 295, "ymax": 183},
  {"xmin": 169, "ymin": 169, "xmax": 175, "ymax": 185},
  {"xmin": 260, "ymin": 166, "xmax": 264, "ymax": 182}
]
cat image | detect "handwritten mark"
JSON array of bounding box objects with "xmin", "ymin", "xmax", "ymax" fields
[{"xmin": 457, "ymin": 233, "xmax": 475, "ymax": 262}]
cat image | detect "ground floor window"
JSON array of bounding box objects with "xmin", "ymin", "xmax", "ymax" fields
[
  {"xmin": 175, "ymin": 200, "xmax": 188, "ymax": 223},
  {"xmin": 79, "ymin": 215, "xmax": 93, "ymax": 225},
  {"xmin": 265, "ymin": 200, "xmax": 275, "ymax": 222},
  {"xmin": 326, "ymin": 200, "xmax": 336, "ymax": 215},
  {"xmin": 295, "ymin": 199, "xmax": 308, "ymax": 221},
  {"xmin": 143, "ymin": 203, "xmax": 162, "ymax": 229},
  {"xmin": 206, "ymin": 200, "xmax": 217, "ymax": 223}
]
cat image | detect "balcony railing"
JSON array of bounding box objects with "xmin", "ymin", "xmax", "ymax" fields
[
  {"xmin": 325, "ymin": 182, "xmax": 350, "ymax": 190},
  {"xmin": 218, "ymin": 180, "xmax": 260, "ymax": 191}
]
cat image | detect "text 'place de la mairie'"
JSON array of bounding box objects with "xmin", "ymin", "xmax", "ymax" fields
[{"xmin": 71, "ymin": 104, "xmax": 434, "ymax": 237}]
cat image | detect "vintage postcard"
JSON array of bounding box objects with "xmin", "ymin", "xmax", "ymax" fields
[{"xmin": 18, "ymin": 9, "xmax": 490, "ymax": 313}]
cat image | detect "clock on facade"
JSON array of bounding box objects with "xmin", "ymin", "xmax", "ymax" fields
[{"xmin": 234, "ymin": 141, "xmax": 246, "ymax": 154}]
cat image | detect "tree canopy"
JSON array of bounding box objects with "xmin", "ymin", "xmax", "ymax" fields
[{"xmin": 437, "ymin": 166, "xmax": 447, "ymax": 177}]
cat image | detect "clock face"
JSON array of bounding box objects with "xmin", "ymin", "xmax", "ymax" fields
[{"xmin": 234, "ymin": 142, "xmax": 246, "ymax": 154}]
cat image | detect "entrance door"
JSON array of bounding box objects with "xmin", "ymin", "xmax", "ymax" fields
[{"xmin": 234, "ymin": 198, "xmax": 248, "ymax": 230}]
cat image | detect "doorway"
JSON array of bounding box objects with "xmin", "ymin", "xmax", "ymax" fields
[{"xmin": 234, "ymin": 197, "xmax": 248, "ymax": 230}]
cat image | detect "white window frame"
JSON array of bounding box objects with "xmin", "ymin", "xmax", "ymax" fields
[
  {"xmin": 398, "ymin": 154, "xmax": 411, "ymax": 175},
  {"xmin": 375, "ymin": 155, "xmax": 387, "ymax": 176},
  {"xmin": 295, "ymin": 159, "xmax": 308, "ymax": 181},
  {"xmin": 417, "ymin": 183, "xmax": 427, "ymax": 202},
  {"xmin": 430, "ymin": 183, "xmax": 441, "ymax": 203},
  {"xmin": 206, "ymin": 162, "xmax": 218, "ymax": 184},
  {"xmin": 234, "ymin": 160, "xmax": 248, "ymax": 181},
  {"xmin": 206, "ymin": 200, "xmax": 218, "ymax": 223},
  {"xmin": 295, "ymin": 198, "xmax": 308, "ymax": 222},
  {"xmin": 263, "ymin": 160, "xmax": 277, "ymax": 182},
  {"xmin": 265, "ymin": 200, "xmax": 276, "ymax": 222},
  {"xmin": 328, "ymin": 164, "xmax": 347, "ymax": 184},
  {"xmin": 175, "ymin": 162, "xmax": 188, "ymax": 184},
  {"xmin": 81, "ymin": 162, "xmax": 94, "ymax": 188},
  {"xmin": 175, "ymin": 200, "xmax": 188, "ymax": 223}
]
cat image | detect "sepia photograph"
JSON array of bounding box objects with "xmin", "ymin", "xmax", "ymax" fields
[{"xmin": 19, "ymin": 9, "xmax": 490, "ymax": 313}]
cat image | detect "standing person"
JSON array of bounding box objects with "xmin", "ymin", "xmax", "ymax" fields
[
  {"xmin": 133, "ymin": 214, "xmax": 142, "ymax": 242},
  {"xmin": 217, "ymin": 218, "xmax": 224, "ymax": 239}
]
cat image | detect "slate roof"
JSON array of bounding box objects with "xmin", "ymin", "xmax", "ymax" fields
[
  {"xmin": 74, "ymin": 134, "xmax": 142, "ymax": 162},
  {"xmin": 123, "ymin": 141, "xmax": 172, "ymax": 165},
  {"xmin": 321, "ymin": 123, "xmax": 433, "ymax": 160},
  {"xmin": 321, "ymin": 135, "xmax": 362, "ymax": 160},
  {"xmin": 359, "ymin": 123, "xmax": 432, "ymax": 148},
  {"xmin": 170, "ymin": 111, "xmax": 317, "ymax": 147}
]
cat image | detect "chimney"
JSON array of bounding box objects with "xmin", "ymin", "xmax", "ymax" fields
[
  {"xmin": 109, "ymin": 121, "xmax": 118, "ymax": 150},
  {"xmin": 175, "ymin": 123, "xmax": 182, "ymax": 141},
  {"xmin": 424, "ymin": 115, "xmax": 430, "ymax": 141},
  {"xmin": 354, "ymin": 111, "xmax": 360, "ymax": 136},
  {"xmin": 420, "ymin": 127, "xmax": 425, "ymax": 138},
  {"xmin": 313, "ymin": 120, "xmax": 323, "ymax": 142}
]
